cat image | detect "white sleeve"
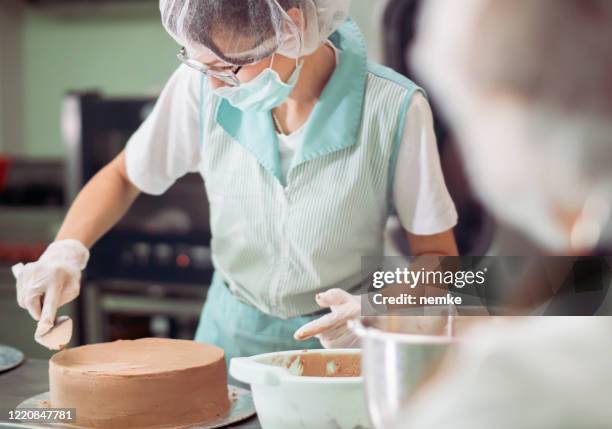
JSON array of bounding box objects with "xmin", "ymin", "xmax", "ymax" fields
[
  {"xmin": 392, "ymin": 92, "xmax": 458, "ymax": 235},
  {"xmin": 125, "ymin": 65, "xmax": 202, "ymax": 195},
  {"xmin": 394, "ymin": 318, "xmax": 612, "ymax": 429}
]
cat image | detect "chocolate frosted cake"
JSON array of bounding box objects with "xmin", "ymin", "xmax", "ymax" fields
[{"xmin": 49, "ymin": 338, "xmax": 230, "ymax": 428}]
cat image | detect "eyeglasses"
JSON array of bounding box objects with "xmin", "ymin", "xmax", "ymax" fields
[{"xmin": 177, "ymin": 47, "xmax": 243, "ymax": 87}]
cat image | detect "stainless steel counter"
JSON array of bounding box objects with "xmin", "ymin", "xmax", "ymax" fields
[
  {"xmin": 0, "ymin": 359, "xmax": 48, "ymax": 409},
  {"xmin": 0, "ymin": 359, "xmax": 261, "ymax": 428}
]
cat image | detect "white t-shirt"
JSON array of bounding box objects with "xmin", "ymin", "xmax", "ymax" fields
[
  {"xmin": 275, "ymin": 89, "xmax": 455, "ymax": 235},
  {"xmin": 395, "ymin": 317, "xmax": 612, "ymax": 429},
  {"xmin": 126, "ymin": 61, "xmax": 457, "ymax": 236}
]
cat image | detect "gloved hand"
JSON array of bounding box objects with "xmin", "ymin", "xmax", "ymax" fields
[
  {"xmin": 294, "ymin": 289, "xmax": 361, "ymax": 348},
  {"xmin": 12, "ymin": 239, "xmax": 89, "ymax": 338},
  {"xmin": 294, "ymin": 289, "xmax": 460, "ymax": 349}
]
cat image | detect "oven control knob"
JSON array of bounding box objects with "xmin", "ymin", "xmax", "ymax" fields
[
  {"xmin": 133, "ymin": 242, "xmax": 151, "ymax": 264},
  {"xmin": 153, "ymin": 244, "xmax": 173, "ymax": 265},
  {"xmin": 190, "ymin": 246, "xmax": 211, "ymax": 269}
]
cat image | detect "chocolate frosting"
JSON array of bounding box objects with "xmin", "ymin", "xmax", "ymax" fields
[
  {"xmin": 287, "ymin": 353, "xmax": 361, "ymax": 377},
  {"xmin": 50, "ymin": 338, "xmax": 230, "ymax": 428}
]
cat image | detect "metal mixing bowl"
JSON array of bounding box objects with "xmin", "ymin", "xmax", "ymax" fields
[{"xmin": 350, "ymin": 316, "xmax": 456, "ymax": 429}]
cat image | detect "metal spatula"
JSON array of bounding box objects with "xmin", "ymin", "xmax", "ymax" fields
[{"xmin": 11, "ymin": 263, "xmax": 73, "ymax": 351}]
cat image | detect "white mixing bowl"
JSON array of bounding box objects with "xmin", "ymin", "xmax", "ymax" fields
[{"xmin": 230, "ymin": 349, "xmax": 369, "ymax": 429}]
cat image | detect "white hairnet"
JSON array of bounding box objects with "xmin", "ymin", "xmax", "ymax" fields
[
  {"xmin": 160, "ymin": 0, "xmax": 351, "ymax": 65},
  {"xmin": 412, "ymin": 0, "xmax": 612, "ymax": 251}
]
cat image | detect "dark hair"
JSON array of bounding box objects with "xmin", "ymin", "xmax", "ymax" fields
[{"xmin": 185, "ymin": 0, "xmax": 300, "ymax": 65}]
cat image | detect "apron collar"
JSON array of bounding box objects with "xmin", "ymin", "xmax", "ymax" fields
[{"xmin": 215, "ymin": 19, "xmax": 368, "ymax": 184}]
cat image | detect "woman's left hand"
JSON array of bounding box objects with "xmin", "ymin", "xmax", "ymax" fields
[{"xmin": 293, "ymin": 289, "xmax": 361, "ymax": 348}]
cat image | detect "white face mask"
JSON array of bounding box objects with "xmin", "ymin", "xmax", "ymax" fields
[
  {"xmin": 456, "ymin": 99, "xmax": 612, "ymax": 252},
  {"xmin": 213, "ymin": 56, "xmax": 303, "ymax": 112}
]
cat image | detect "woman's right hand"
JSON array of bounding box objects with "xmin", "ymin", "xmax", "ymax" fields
[{"xmin": 12, "ymin": 239, "xmax": 89, "ymax": 337}]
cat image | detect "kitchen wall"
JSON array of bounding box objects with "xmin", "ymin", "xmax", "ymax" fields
[
  {"xmin": 23, "ymin": 9, "xmax": 179, "ymax": 158},
  {"xmin": 352, "ymin": 0, "xmax": 386, "ymax": 62},
  {"xmin": 2, "ymin": 0, "xmax": 384, "ymax": 158},
  {"xmin": 0, "ymin": 0, "xmax": 25, "ymax": 156}
]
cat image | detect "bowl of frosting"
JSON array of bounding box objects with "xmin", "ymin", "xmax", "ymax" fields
[{"xmin": 230, "ymin": 349, "xmax": 368, "ymax": 429}]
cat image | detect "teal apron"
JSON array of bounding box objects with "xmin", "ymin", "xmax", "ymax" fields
[{"xmin": 195, "ymin": 272, "xmax": 322, "ymax": 363}]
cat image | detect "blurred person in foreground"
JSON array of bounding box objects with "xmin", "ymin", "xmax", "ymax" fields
[{"xmin": 393, "ymin": 1, "xmax": 612, "ymax": 428}]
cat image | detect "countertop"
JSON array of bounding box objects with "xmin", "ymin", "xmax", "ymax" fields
[{"xmin": 0, "ymin": 359, "xmax": 261, "ymax": 428}]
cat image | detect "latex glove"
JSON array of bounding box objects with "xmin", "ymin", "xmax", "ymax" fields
[
  {"xmin": 294, "ymin": 289, "xmax": 361, "ymax": 349},
  {"xmin": 12, "ymin": 239, "xmax": 89, "ymax": 338},
  {"xmin": 294, "ymin": 289, "xmax": 462, "ymax": 348}
]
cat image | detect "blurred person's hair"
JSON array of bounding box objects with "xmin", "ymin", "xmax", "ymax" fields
[
  {"xmin": 413, "ymin": 0, "xmax": 612, "ymax": 250},
  {"xmin": 467, "ymin": 0, "xmax": 612, "ymax": 120}
]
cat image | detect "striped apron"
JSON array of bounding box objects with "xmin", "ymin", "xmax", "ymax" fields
[{"xmin": 194, "ymin": 19, "xmax": 423, "ymax": 361}]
